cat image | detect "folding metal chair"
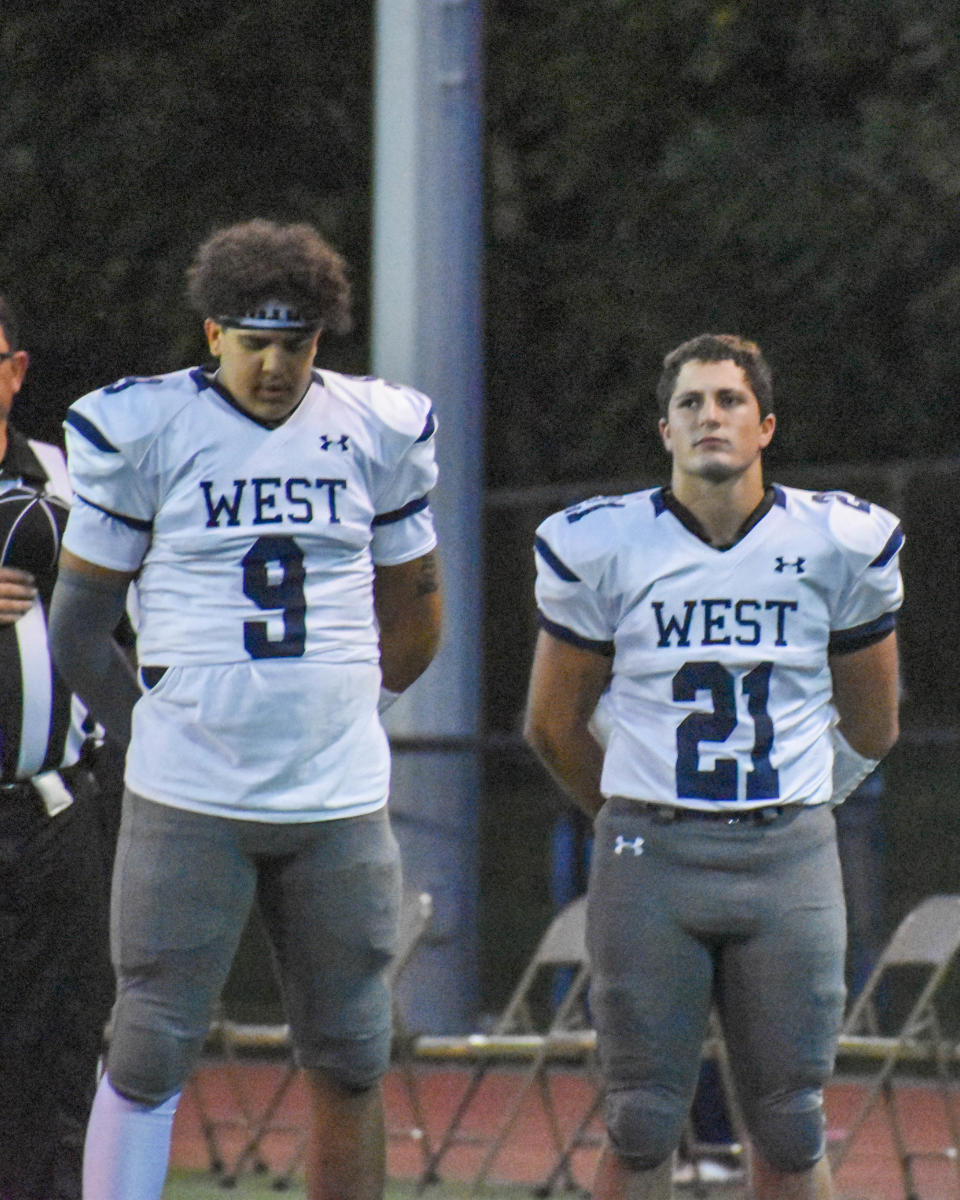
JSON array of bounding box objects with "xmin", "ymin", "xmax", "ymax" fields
[
  {"xmin": 184, "ymin": 1009, "xmax": 291, "ymax": 1180},
  {"xmin": 186, "ymin": 886, "xmax": 435, "ymax": 1187},
  {"xmin": 830, "ymin": 893, "xmax": 960, "ymax": 1200},
  {"xmin": 414, "ymin": 895, "xmax": 597, "ymax": 1193}
]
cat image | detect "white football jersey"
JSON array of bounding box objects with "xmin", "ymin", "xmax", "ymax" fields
[
  {"xmin": 534, "ymin": 485, "xmax": 903, "ymax": 811},
  {"xmin": 62, "ymin": 367, "xmax": 438, "ymax": 820}
]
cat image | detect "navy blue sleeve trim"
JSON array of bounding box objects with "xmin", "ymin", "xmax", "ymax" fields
[
  {"xmin": 64, "ymin": 410, "xmax": 119, "ymax": 454},
  {"xmin": 372, "ymin": 495, "xmax": 430, "ymax": 527},
  {"xmin": 75, "ymin": 494, "xmax": 153, "ymax": 533},
  {"xmin": 415, "ymin": 409, "xmax": 436, "ymax": 443},
  {"xmin": 534, "ymin": 535, "xmax": 581, "ymax": 582},
  {"xmin": 537, "ymin": 611, "xmax": 615, "ymax": 657},
  {"xmin": 190, "ymin": 366, "xmax": 215, "ymax": 391},
  {"xmin": 828, "ymin": 612, "xmax": 897, "ymax": 655},
  {"xmin": 870, "ymin": 524, "xmax": 904, "ymax": 568}
]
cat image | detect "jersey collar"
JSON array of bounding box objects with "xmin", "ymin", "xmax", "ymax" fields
[
  {"xmin": 657, "ymin": 484, "xmax": 778, "ymax": 551},
  {"xmin": 193, "ymin": 364, "xmax": 318, "ymax": 430},
  {"xmin": 0, "ymin": 424, "xmax": 51, "ymax": 487}
]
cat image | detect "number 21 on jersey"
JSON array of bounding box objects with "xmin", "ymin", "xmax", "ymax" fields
[{"xmin": 673, "ymin": 660, "xmax": 779, "ymax": 802}]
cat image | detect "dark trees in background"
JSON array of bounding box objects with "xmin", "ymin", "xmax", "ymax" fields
[
  {"xmin": 1, "ymin": 1, "xmax": 374, "ymax": 434},
  {"xmin": 484, "ymin": 0, "xmax": 960, "ymax": 484},
  {"xmin": 3, "ymin": 1, "xmax": 959, "ymax": 474}
]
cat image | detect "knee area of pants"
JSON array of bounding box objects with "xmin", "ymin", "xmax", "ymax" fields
[
  {"xmin": 107, "ymin": 1036, "xmax": 199, "ymax": 1107},
  {"xmin": 108, "ymin": 1074, "xmax": 181, "ymax": 1110},
  {"xmin": 301, "ymin": 1030, "xmax": 391, "ymax": 1092},
  {"xmin": 604, "ymin": 1086, "xmax": 685, "ymax": 1169},
  {"xmin": 746, "ymin": 1088, "xmax": 826, "ymax": 1174}
]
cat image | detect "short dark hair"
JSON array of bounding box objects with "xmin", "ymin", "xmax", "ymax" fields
[
  {"xmin": 655, "ymin": 334, "xmax": 773, "ymax": 417},
  {"xmin": 0, "ymin": 293, "xmax": 21, "ymax": 351},
  {"xmin": 185, "ymin": 220, "xmax": 353, "ymax": 335}
]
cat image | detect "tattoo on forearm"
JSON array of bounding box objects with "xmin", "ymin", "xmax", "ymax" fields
[{"xmin": 415, "ymin": 553, "xmax": 439, "ymax": 597}]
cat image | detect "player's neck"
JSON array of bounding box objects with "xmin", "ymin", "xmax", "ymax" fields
[
  {"xmin": 669, "ymin": 467, "xmax": 767, "ymax": 548},
  {"xmin": 0, "ymin": 423, "xmax": 7, "ymax": 466}
]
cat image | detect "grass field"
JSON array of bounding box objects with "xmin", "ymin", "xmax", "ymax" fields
[{"xmin": 163, "ymin": 1175, "xmax": 577, "ymax": 1200}]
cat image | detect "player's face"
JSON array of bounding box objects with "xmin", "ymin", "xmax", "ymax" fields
[
  {"xmin": 0, "ymin": 325, "xmax": 28, "ymax": 424},
  {"xmin": 204, "ymin": 320, "xmax": 322, "ymax": 421},
  {"xmin": 659, "ymin": 358, "xmax": 775, "ymax": 484}
]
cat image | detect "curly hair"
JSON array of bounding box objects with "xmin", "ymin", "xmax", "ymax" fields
[
  {"xmin": 655, "ymin": 333, "xmax": 773, "ymax": 417},
  {"xmin": 185, "ymin": 220, "xmax": 353, "ymax": 335}
]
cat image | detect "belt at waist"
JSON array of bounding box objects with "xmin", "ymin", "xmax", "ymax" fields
[
  {"xmin": 630, "ymin": 799, "xmax": 789, "ymax": 825},
  {"xmin": 0, "ymin": 766, "xmax": 84, "ymax": 819}
]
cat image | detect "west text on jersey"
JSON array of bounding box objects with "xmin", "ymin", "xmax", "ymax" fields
[
  {"xmin": 199, "ymin": 477, "xmax": 347, "ymax": 527},
  {"xmin": 652, "ymin": 598, "xmax": 799, "ymax": 648}
]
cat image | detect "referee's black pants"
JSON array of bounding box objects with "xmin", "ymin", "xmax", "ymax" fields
[{"xmin": 0, "ymin": 768, "xmax": 115, "ymax": 1200}]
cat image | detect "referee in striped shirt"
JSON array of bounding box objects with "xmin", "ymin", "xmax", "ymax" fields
[{"xmin": 0, "ymin": 294, "xmax": 117, "ymax": 1200}]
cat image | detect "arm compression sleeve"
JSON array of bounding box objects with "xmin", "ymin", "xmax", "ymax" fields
[{"xmin": 48, "ymin": 565, "xmax": 140, "ymax": 747}]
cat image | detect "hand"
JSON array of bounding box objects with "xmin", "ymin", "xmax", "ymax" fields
[{"xmin": 0, "ymin": 566, "xmax": 38, "ymax": 625}]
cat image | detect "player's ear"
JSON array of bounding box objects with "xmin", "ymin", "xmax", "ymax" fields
[
  {"xmin": 759, "ymin": 412, "xmax": 776, "ymax": 448},
  {"xmin": 203, "ymin": 318, "xmax": 224, "ymax": 356},
  {"xmin": 5, "ymin": 349, "xmax": 29, "ymax": 395},
  {"xmin": 658, "ymin": 416, "xmax": 672, "ymax": 452}
]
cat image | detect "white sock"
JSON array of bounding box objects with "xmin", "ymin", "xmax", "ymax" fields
[{"xmin": 83, "ymin": 1073, "xmax": 180, "ymax": 1200}]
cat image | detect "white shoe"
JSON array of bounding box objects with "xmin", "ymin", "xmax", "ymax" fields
[{"xmin": 694, "ymin": 1157, "xmax": 744, "ymax": 1184}]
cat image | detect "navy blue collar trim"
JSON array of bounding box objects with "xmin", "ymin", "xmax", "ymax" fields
[
  {"xmin": 194, "ymin": 365, "xmax": 309, "ymax": 430},
  {"xmin": 655, "ymin": 485, "xmax": 778, "ymax": 550}
]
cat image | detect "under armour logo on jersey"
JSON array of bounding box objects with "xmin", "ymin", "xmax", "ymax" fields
[
  {"xmin": 613, "ymin": 835, "xmax": 645, "ymax": 857},
  {"xmin": 320, "ymin": 434, "xmax": 350, "ymax": 452},
  {"xmin": 775, "ymin": 556, "xmax": 805, "ymax": 574}
]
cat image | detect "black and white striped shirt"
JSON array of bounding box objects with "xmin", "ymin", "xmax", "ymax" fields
[{"xmin": 0, "ymin": 426, "xmax": 86, "ymax": 784}]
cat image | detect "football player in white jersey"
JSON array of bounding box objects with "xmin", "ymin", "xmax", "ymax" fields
[
  {"xmin": 524, "ymin": 334, "xmax": 902, "ymax": 1200},
  {"xmin": 48, "ymin": 221, "xmax": 444, "ymax": 1200}
]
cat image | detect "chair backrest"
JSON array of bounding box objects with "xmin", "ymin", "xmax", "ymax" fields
[
  {"xmin": 496, "ymin": 896, "xmax": 589, "ymax": 1035},
  {"xmin": 535, "ymin": 895, "xmax": 588, "ymax": 967},
  {"xmin": 843, "ymin": 893, "xmax": 960, "ymax": 1037},
  {"xmin": 880, "ymin": 894, "xmax": 960, "ymax": 968}
]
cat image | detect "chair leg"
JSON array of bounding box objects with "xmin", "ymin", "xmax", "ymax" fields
[
  {"xmin": 829, "ymin": 1052, "xmax": 901, "ymax": 1173},
  {"xmin": 183, "ymin": 1074, "xmax": 228, "ymax": 1176},
  {"xmin": 534, "ymin": 1087, "xmax": 603, "ymax": 1197},
  {"xmin": 271, "ymin": 1126, "xmax": 311, "ymax": 1191},
  {"xmin": 220, "ymin": 1065, "xmax": 300, "ymax": 1184},
  {"xmin": 415, "ymin": 1067, "xmax": 490, "ymax": 1191},
  {"xmin": 389, "ymin": 1059, "xmax": 435, "ymax": 1168},
  {"xmin": 470, "ymin": 1055, "xmax": 553, "ymax": 1191}
]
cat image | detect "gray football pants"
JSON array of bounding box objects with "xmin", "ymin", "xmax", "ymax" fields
[
  {"xmin": 106, "ymin": 791, "xmax": 401, "ymax": 1105},
  {"xmin": 588, "ymin": 800, "xmax": 846, "ymax": 1173}
]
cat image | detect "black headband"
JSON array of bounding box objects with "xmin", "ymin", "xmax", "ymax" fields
[{"xmin": 217, "ymin": 300, "xmax": 318, "ymax": 331}]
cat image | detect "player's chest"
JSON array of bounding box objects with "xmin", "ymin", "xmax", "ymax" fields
[
  {"xmin": 612, "ymin": 531, "xmax": 834, "ymax": 656},
  {"xmin": 154, "ymin": 415, "xmax": 380, "ymax": 543}
]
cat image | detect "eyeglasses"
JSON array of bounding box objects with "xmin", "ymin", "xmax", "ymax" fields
[{"xmin": 0, "ymin": 351, "xmax": 18, "ymax": 362}]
